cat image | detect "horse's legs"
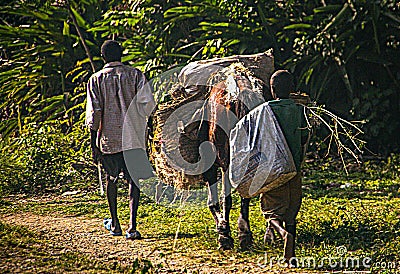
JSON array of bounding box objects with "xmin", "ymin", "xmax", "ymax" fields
[
  {"xmin": 205, "ymin": 166, "xmax": 234, "ymax": 250},
  {"xmin": 207, "ymin": 177, "xmax": 221, "ymax": 225},
  {"xmin": 220, "ymin": 170, "xmax": 232, "ymax": 232},
  {"xmin": 220, "ymin": 194, "xmax": 232, "ymax": 235},
  {"xmin": 218, "ymin": 170, "xmax": 234, "ymax": 250},
  {"xmin": 238, "ymin": 197, "xmax": 253, "ymax": 250}
]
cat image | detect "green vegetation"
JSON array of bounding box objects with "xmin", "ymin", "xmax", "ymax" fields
[
  {"xmin": 0, "ymin": 157, "xmax": 399, "ymax": 272},
  {"xmin": 0, "ymin": 0, "xmax": 399, "ymax": 273},
  {"xmin": 0, "ymin": 0, "xmax": 399, "ymax": 155},
  {"xmin": 0, "ymin": 121, "xmax": 94, "ymax": 195}
]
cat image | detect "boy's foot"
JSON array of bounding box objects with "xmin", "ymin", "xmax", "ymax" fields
[
  {"xmin": 238, "ymin": 231, "xmax": 253, "ymax": 251},
  {"xmin": 218, "ymin": 234, "xmax": 234, "ymax": 250}
]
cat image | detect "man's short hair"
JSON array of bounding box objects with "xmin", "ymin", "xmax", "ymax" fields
[
  {"xmin": 270, "ymin": 70, "xmax": 295, "ymax": 99},
  {"xmin": 101, "ymin": 40, "xmax": 122, "ymax": 62}
]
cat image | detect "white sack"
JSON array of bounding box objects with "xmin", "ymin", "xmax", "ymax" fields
[{"xmin": 229, "ymin": 102, "xmax": 297, "ymax": 198}]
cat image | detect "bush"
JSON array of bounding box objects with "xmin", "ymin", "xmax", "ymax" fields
[{"xmin": 0, "ymin": 122, "xmax": 94, "ymax": 195}]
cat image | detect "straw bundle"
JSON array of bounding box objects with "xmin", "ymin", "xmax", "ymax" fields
[
  {"xmin": 150, "ymin": 51, "xmax": 275, "ymax": 190},
  {"xmin": 150, "ymin": 90, "xmax": 207, "ymax": 189}
]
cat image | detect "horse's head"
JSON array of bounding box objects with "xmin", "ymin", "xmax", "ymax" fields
[
  {"xmin": 205, "ymin": 63, "xmax": 265, "ymax": 170},
  {"xmin": 207, "ymin": 62, "xmax": 265, "ymax": 129}
]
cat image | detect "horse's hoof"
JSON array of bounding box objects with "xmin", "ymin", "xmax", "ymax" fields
[
  {"xmin": 264, "ymin": 227, "xmax": 276, "ymax": 245},
  {"xmin": 218, "ymin": 234, "xmax": 234, "ymax": 250},
  {"xmin": 239, "ymin": 232, "xmax": 253, "ymax": 251},
  {"xmin": 216, "ymin": 220, "xmax": 230, "ymax": 235}
]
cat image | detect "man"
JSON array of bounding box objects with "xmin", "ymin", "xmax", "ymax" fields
[
  {"xmin": 86, "ymin": 40, "xmax": 155, "ymax": 239},
  {"xmin": 260, "ymin": 70, "xmax": 308, "ymax": 264}
]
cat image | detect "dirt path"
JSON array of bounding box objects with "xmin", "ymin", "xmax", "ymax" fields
[
  {"xmin": 1, "ymin": 211, "xmax": 281, "ymax": 273},
  {"xmin": 0, "ymin": 195, "xmax": 308, "ymax": 273},
  {"xmin": 2, "ymin": 211, "xmax": 154, "ymax": 269},
  {"xmin": 2, "ymin": 211, "xmax": 226, "ymax": 273}
]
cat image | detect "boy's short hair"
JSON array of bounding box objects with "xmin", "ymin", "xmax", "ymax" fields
[
  {"xmin": 101, "ymin": 40, "xmax": 122, "ymax": 62},
  {"xmin": 270, "ymin": 70, "xmax": 295, "ymax": 99}
]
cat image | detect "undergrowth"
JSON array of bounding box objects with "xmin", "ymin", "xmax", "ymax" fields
[
  {"xmin": 0, "ymin": 122, "xmax": 96, "ymax": 195},
  {"xmin": 0, "ymin": 146, "xmax": 399, "ymax": 272}
]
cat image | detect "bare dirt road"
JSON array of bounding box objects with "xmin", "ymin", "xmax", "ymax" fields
[{"xmin": 0, "ymin": 196, "xmax": 305, "ymax": 273}]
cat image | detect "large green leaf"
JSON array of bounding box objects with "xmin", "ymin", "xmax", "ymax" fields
[
  {"xmin": 284, "ymin": 23, "xmax": 313, "ymax": 30},
  {"xmin": 322, "ymin": 3, "xmax": 351, "ymax": 32},
  {"xmin": 70, "ymin": 6, "xmax": 90, "ymax": 29},
  {"xmin": 313, "ymin": 5, "xmax": 341, "ymax": 14}
]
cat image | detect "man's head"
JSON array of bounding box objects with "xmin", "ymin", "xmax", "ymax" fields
[
  {"xmin": 270, "ymin": 70, "xmax": 295, "ymax": 99},
  {"xmin": 101, "ymin": 40, "xmax": 122, "ymax": 63}
]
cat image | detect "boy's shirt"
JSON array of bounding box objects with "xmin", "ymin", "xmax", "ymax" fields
[{"xmin": 268, "ymin": 98, "xmax": 306, "ymax": 171}]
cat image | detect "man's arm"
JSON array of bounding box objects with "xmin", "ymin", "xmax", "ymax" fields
[
  {"xmin": 90, "ymin": 129, "xmax": 102, "ymax": 164},
  {"xmin": 86, "ymin": 77, "xmax": 103, "ymax": 130},
  {"xmin": 86, "ymin": 76, "xmax": 103, "ymax": 163}
]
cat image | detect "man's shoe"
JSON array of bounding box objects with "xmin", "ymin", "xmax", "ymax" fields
[{"xmin": 103, "ymin": 218, "xmax": 122, "ymax": 236}]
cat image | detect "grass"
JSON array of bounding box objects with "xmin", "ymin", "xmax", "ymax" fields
[
  {"xmin": 0, "ymin": 221, "xmax": 124, "ymax": 273},
  {"xmin": 0, "ymin": 155, "xmax": 399, "ymax": 273}
]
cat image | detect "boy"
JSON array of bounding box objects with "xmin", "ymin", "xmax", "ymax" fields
[{"xmin": 260, "ymin": 70, "xmax": 307, "ymax": 264}]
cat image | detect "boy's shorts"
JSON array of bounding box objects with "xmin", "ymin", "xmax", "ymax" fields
[{"xmin": 260, "ymin": 173, "xmax": 302, "ymax": 226}]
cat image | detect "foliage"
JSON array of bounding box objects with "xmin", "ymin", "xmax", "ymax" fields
[
  {"xmin": 0, "ymin": 1, "xmax": 398, "ymax": 271},
  {"xmin": 0, "ymin": 1, "xmax": 83, "ymax": 135},
  {"xmin": 303, "ymin": 154, "xmax": 400, "ymax": 199},
  {"xmin": 285, "ymin": 0, "xmax": 400, "ymax": 153},
  {"xmin": 0, "ymin": 121, "xmax": 95, "ymax": 195}
]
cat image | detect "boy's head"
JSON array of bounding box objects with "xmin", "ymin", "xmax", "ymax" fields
[
  {"xmin": 270, "ymin": 70, "xmax": 295, "ymax": 99},
  {"xmin": 101, "ymin": 40, "xmax": 122, "ymax": 63}
]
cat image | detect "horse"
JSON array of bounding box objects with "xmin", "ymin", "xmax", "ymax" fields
[{"xmin": 197, "ymin": 63, "xmax": 267, "ymax": 250}]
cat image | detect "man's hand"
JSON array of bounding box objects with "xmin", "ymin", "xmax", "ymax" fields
[
  {"xmin": 92, "ymin": 145, "xmax": 102, "ymax": 164},
  {"xmin": 90, "ymin": 130, "xmax": 102, "ymax": 164}
]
